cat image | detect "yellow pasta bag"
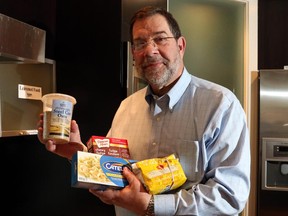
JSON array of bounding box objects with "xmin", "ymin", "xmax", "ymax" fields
[{"xmin": 131, "ymin": 154, "xmax": 187, "ymax": 194}]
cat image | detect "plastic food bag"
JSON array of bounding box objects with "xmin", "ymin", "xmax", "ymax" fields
[{"xmin": 131, "ymin": 154, "xmax": 187, "ymax": 194}]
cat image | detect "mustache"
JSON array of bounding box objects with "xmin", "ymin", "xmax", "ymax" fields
[{"xmin": 142, "ymin": 57, "xmax": 167, "ymax": 67}]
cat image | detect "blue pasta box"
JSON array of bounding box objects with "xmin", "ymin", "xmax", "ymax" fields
[{"xmin": 71, "ymin": 151, "xmax": 136, "ymax": 190}]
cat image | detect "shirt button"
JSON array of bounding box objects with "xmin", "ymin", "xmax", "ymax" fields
[
  {"xmin": 157, "ymin": 117, "xmax": 160, "ymax": 121},
  {"xmin": 152, "ymin": 142, "xmax": 157, "ymax": 146}
]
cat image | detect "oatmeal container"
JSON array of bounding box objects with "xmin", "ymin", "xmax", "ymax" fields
[{"xmin": 41, "ymin": 93, "xmax": 77, "ymax": 144}]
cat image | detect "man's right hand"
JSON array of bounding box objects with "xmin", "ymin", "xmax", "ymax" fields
[{"xmin": 37, "ymin": 113, "xmax": 87, "ymax": 160}]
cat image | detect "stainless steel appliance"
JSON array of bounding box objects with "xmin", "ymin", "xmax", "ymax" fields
[{"xmin": 259, "ymin": 69, "xmax": 288, "ymax": 191}]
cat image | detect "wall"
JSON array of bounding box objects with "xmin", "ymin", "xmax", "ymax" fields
[{"xmin": 54, "ymin": 1, "xmax": 125, "ymax": 141}]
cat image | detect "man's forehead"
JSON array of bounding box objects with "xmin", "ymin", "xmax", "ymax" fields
[{"xmin": 133, "ymin": 15, "xmax": 170, "ymax": 37}]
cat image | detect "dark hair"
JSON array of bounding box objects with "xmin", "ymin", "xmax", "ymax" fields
[{"xmin": 129, "ymin": 6, "xmax": 182, "ymax": 42}]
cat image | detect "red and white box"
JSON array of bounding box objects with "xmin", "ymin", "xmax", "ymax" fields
[{"xmin": 86, "ymin": 136, "xmax": 131, "ymax": 159}]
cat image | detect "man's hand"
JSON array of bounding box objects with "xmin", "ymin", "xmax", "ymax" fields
[
  {"xmin": 37, "ymin": 113, "xmax": 87, "ymax": 160},
  {"xmin": 89, "ymin": 166, "xmax": 151, "ymax": 215}
]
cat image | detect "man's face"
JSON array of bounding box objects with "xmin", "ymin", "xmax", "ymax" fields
[{"xmin": 132, "ymin": 14, "xmax": 185, "ymax": 90}]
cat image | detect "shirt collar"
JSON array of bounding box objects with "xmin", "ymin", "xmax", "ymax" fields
[{"xmin": 145, "ymin": 68, "xmax": 191, "ymax": 111}]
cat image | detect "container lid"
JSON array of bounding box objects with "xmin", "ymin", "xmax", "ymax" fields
[{"xmin": 41, "ymin": 93, "xmax": 77, "ymax": 105}]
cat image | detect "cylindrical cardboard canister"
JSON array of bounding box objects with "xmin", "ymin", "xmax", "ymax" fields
[{"xmin": 41, "ymin": 93, "xmax": 77, "ymax": 144}]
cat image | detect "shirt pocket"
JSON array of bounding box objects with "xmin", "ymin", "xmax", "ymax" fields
[{"xmin": 175, "ymin": 140, "xmax": 202, "ymax": 182}]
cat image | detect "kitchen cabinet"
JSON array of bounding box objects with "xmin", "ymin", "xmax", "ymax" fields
[{"xmin": 258, "ymin": 0, "xmax": 288, "ymax": 69}]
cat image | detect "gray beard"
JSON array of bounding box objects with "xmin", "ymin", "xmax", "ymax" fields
[{"xmin": 136, "ymin": 54, "xmax": 181, "ymax": 89}]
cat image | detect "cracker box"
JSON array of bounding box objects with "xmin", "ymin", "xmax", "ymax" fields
[
  {"xmin": 71, "ymin": 151, "xmax": 136, "ymax": 190},
  {"xmin": 86, "ymin": 136, "xmax": 131, "ymax": 159}
]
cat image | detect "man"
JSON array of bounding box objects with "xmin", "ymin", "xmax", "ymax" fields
[{"xmin": 38, "ymin": 6, "xmax": 250, "ymax": 216}]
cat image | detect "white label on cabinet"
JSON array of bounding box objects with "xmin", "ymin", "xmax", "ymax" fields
[{"xmin": 18, "ymin": 84, "xmax": 42, "ymax": 100}]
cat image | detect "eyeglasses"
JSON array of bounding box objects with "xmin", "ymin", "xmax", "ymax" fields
[{"xmin": 132, "ymin": 36, "xmax": 175, "ymax": 51}]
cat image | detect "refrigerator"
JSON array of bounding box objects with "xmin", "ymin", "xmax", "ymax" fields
[
  {"xmin": 258, "ymin": 69, "xmax": 288, "ymax": 191},
  {"xmin": 258, "ymin": 69, "xmax": 288, "ymax": 216}
]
